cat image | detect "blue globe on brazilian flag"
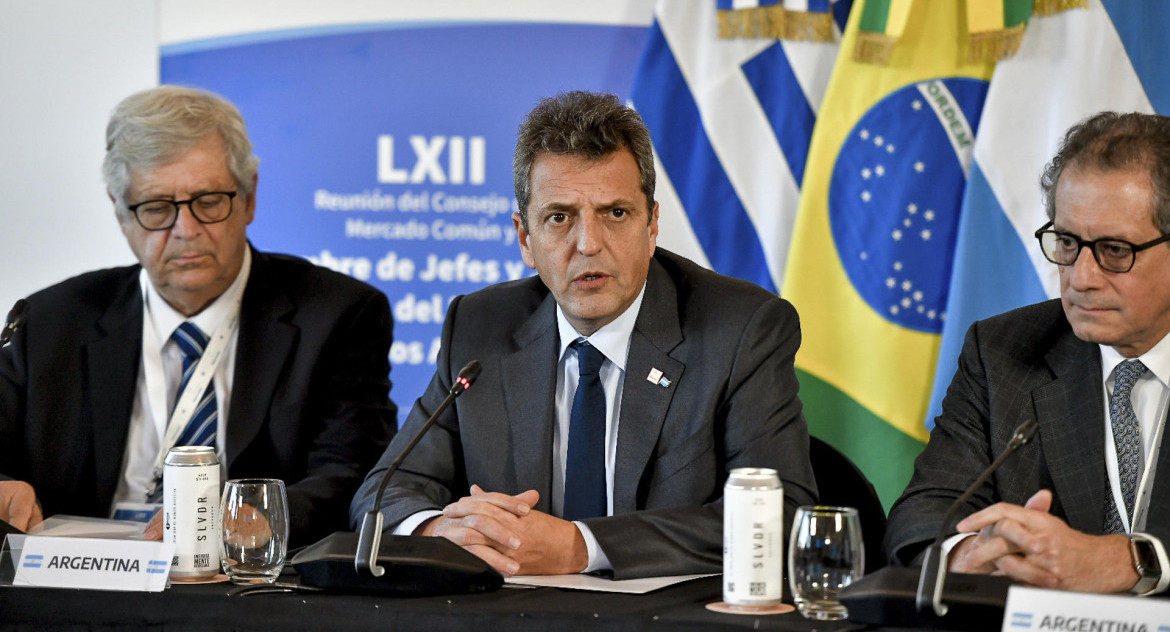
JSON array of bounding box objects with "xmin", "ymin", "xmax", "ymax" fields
[{"xmin": 783, "ymin": 0, "xmax": 1004, "ymax": 509}]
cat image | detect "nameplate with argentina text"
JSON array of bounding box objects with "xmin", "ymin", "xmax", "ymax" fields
[
  {"xmin": 1002, "ymin": 585, "xmax": 1170, "ymax": 632},
  {"xmin": 8, "ymin": 534, "xmax": 174, "ymax": 591}
]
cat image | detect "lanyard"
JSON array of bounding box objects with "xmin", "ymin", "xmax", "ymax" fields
[
  {"xmin": 142, "ymin": 297, "xmax": 241, "ymax": 498},
  {"xmin": 1130, "ymin": 408, "xmax": 1167, "ymax": 531}
]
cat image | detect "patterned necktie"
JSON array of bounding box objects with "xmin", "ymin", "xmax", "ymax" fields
[
  {"xmin": 172, "ymin": 322, "xmax": 218, "ymax": 448},
  {"xmin": 1103, "ymin": 359, "xmax": 1147, "ymax": 534},
  {"xmin": 563, "ymin": 339, "xmax": 607, "ymax": 521}
]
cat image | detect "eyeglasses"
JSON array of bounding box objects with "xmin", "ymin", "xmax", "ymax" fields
[
  {"xmin": 1034, "ymin": 221, "xmax": 1170, "ymax": 273},
  {"xmin": 126, "ymin": 191, "xmax": 238, "ymax": 231}
]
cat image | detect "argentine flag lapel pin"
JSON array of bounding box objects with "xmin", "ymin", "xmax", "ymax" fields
[{"xmin": 646, "ymin": 368, "xmax": 671, "ymax": 388}]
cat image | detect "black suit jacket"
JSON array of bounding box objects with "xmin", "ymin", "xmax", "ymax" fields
[
  {"xmin": 350, "ymin": 248, "xmax": 817, "ymax": 578},
  {"xmin": 0, "ymin": 249, "xmax": 398, "ymax": 547},
  {"xmin": 886, "ymin": 299, "xmax": 1170, "ymax": 565}
]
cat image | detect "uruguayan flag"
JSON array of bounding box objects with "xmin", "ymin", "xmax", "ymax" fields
[
  {"xmin": 927, "ymin": 0, "xmax": 1170, "ymax": 428},
  {"xmin": 630, "ymin": 0, "xmax": 849, "ymax": 292}
]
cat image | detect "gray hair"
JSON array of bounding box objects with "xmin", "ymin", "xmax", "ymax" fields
[
  {"xmin": 512, "ymin": 91, "xmax": 655, "ymax": 230},
  {"xmin": 1041, "ymin": 111, "xmax": 1170, "ymax": 234},
  {"xmin": 103, "ymin": 85, "xmax": 259, "ymax": 215}
]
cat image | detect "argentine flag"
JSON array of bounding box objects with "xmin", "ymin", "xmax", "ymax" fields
[
  {"xmin": 630, "ymin": 0, "xmax": 850, "ymax": 293},
  {"xmin": 927, "ymin": 0, "xmax": 1170, "ymax": 429}
]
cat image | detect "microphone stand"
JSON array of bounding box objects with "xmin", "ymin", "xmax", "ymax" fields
[
  {"xmin": 291, "ymin": 360, "xmax": 499, "ymax": 596},
  {"xmin": 355, "ymin": 360, "xmax": 481, "ymax": 577},
  {"xmin": 915, "ymin": 419, "xmax": 1038, "ymax": 617}
]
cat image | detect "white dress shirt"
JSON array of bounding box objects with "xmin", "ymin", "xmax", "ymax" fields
[
  {"xmin": 550, "ymin": 284, "xmax": 646, "ymax": 572},
  {"xmin": 110, "ymin": 249, "xmax": 251, "ymax": 510},
  {"xmin": 394, "ymin": 283, "xmax": 648, "ymax": 575},
  {"xmin": 1099, "ymin": 333, "xmax": 1170, "ymax": 594}
]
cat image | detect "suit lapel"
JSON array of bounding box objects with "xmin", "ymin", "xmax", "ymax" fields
[
  {"xmin": 1034, "ymin": 330, "xmax": 1105, "ymax": 533},
  {"xmin": 613, "ymin": 260, "xmax": 683, "ymax": 515},
  {"xmin": 501, "ymin": 293, "xmax": 558, "ymax": 513},
  {"xmin": 85, "ymin": 273, "xmax": 144, "ymax": 508},
  {"xmin": 227, "ymin": 251, "xmax": 298, "ymax": 468}
]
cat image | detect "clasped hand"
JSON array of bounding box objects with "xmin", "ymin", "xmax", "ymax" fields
[
  {"xmin": 948, "ymin": 489, "xmax": 1138, "ymax": 593},
  {"xmin": 0, "ymin": 480, "xmax": 42, "ymax": 531},
  {"xmin": 420, "ymin": 485, "xmax": 587, "ymax": 577}
]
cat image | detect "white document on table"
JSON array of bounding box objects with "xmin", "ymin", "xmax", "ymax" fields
[
  {"xmin": 505, "ymin": 573, "xmax": 716, "ymax": 594},
  {"xmin": 27, "ymin": 515, "xmax": 147, "ymax": 539}
]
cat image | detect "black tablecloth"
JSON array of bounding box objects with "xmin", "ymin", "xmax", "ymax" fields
[{"xmin": 0, "ymin": 575, "xmax": 885, "ymax": 632}]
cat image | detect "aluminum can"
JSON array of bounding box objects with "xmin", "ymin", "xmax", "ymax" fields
[
  {"xmin": 723, "ymin": 467, "xmax": 784, "ymax": 607},
  {"xmin": 163, "ymin": 446, "xmax": 221, "ymax": 578}
]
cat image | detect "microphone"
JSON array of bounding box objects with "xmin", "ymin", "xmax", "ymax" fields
[
  {"xmin": 839, "ymin": 419, "xmax": 1039, "ymax": 629},
  {"xmin": 292, "ymin": 361, "xmax": 502, "ymax": 596},
  {"xmin": 915, "ymin": 419, "xmax": 1038, "ymax": 617},
  {"xmin": 355, "ymin": 360, "xmax": 481, "ymax": 577},
  {"xmin": 1, "ymin": 299, "xmax": 28, "ymax": 347}
]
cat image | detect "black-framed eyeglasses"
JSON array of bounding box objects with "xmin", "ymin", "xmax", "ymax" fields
[
  {"xmin": 126, "ymin": 191, "xmax": 238, "ymax": 231},
  {"xmin": 1034, "ymin": 221, "xmax": 1170, "ymax": 273}
]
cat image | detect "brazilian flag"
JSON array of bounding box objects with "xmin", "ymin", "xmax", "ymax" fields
[{"xmin": 783, "ymin": 0, "xmax": 996, "ymax": 509}]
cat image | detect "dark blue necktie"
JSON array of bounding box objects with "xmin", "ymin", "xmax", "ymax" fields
[
  {"xmin": 564, "ymin": 339, "xmax": 607, "ymax": 521},
  {"xmin": 172, "ymin": 322, "xmax": 217, "ymax": 448},
  {"xmin": 147, "ymin": 322, "xmax": 218, "ymax": 502}
]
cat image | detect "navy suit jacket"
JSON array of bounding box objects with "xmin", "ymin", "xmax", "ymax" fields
[
  {"xmin": 0, "ymin": 249, "xmax": 398, "ymax": 547},
  {"xmin": 350, "ymin": 248, "xmax": 817, "ymax": 578},
  {"xmin": 886, "ymin": 299, "xmax": 1170, "ymax": 565}
]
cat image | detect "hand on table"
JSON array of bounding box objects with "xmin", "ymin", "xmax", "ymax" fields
[
  {"xmin": 0, "ymin": 480, "xmax": 43, "ymax": 531},
  {"xmin": 950, "ymin": 489, "xmax": 1138, "ymax": 593},
  {"xmin": 420, "ymin": 485, "xmax": 588, "ymax": 576},
  {"xmin": 143, "ymin": 510, "xmax": 164, "ymax": 540},
  {"xmin": 144, "ymin": 502, "xmax": 271, "ymax": 546}
]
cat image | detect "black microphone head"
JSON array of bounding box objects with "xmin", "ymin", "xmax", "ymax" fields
[
  {"xmin": 1012, "ymin": 419, "xmax": 1038, "ymax": 446},
  {"xmin": 1, "ymin": 298, "xmax": 29, "ymax": 347},
  {"xmin": 458, "ymin": 360, "xmax": 481, "ymax": 384},
  {"xmin": 7, "ymin": 298, "xmax": 28, "ymax": 325},
  {"xmin": 450, "ymin": 360, "xmax": 481, "ymax": 395}
]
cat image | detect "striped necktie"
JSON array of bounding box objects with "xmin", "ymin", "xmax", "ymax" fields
[{"xmin": 171, "ymin": 321, "xmax": 218, "ymax": 448}]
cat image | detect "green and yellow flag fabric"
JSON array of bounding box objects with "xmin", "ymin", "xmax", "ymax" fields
[{"xmin": 782, "ymin": 0, "xmax": 996, "ymax": 509}]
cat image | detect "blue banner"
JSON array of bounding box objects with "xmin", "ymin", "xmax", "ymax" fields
[{"xmin": 163, "ymin": 22, "xmax": 648, "ymax": 417}]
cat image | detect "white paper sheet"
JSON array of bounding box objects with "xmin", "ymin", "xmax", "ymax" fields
[
  {"xmin": 504, "ymin": 572, "xmax": 716, "ymax": 594},
  {"xmin": 26, "ymin": 515, "xmax": 148, "ymax": 539}
]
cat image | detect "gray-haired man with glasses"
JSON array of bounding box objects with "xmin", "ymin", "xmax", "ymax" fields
[
  {"xmin": 887, "ymin": 111, "xmax": 1170, "ymax": 596},
  {"xmin": 0, "ymin": 86, "xmax": 398, "ymax": 548}
]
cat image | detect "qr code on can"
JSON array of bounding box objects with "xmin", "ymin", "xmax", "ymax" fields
[
  {"xmin": 749, "ymin": 582, "xmax": 766, "ymax": 596},
  {"xmin": 194, "ymin": 553, "xmax": 210, "ymax": 568}
]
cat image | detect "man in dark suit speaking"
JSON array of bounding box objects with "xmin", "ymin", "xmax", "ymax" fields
[
  {"xmin": 350, "ymin": 91, "xmax": 817, "ymax": 579},
  {"xmin": 0, "ymin": 86, "xmax": 397, "ymax": 547},
  {"xmin": 886, "ymin": 112, "xmax": 1170, "ymax": 595}
]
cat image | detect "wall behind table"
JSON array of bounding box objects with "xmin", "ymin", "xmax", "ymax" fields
[
  {"xmin": 158, "ymin": 2, "xmax": 662, "ymax": 416},
  {"xmin": 0, "ymin": 0, "xmax": 157, "ymax": 315}
]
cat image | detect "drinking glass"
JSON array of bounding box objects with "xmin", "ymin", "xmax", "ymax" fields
[
  {"xmin": 220, "ymin": 478, "xmax": 288, "ymax": 584},
  {"xmin": 787, "ymin": 506, "xmax": 863, "ymax": 620}
]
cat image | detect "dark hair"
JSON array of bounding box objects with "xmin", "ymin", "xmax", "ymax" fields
[
  {"xmin": 1041, "ymin": 111, "xmax": 1170, "ymax": 233},
  {"xmin": 512, "ymin": 91, "xmax": 655, "ymax": 230}
]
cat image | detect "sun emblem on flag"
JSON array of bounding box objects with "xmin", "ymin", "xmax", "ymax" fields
[{"xmin": 827, "ymin": 77, "xmax": 989, "ymax": 333}]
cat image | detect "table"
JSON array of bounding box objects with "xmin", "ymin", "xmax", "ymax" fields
[{"xmin": 0, "ymin": 574, "xmax": 885, "ymax": 632}]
